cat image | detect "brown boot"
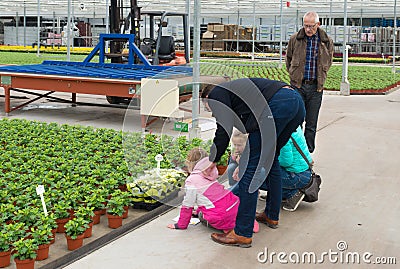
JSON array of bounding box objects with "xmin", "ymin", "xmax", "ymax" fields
[
  {"xmin": 211, "ymin": 230, "xmax": 252, "ymax": 248},
  {"xmin": 255, "ymin": 212, "xmax": 278, "ymax": 229}
]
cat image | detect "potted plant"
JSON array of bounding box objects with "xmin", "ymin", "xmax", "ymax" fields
[
  {"xmin": 12, "ymin": 238, "xmax": 38, "ymax": 269},
  {"xmin": 52, "ymin": 200, "xmax": 72, "ymax": 233},
  {"xmin": 13, "ymin": 207, "xmax": 40, "ymax": 228},
  {"xmin": 0, "ymin": 232, "xmax": 12, "ymax": 268},
  {"xmin": 85, "ymin": 190, "xmax": 106, "ymax": 225},
  {"xmin": 74, "ymin": 206, "xmax": 95, "ymax": 238},
  {"xmin": 127, "ymin": 183, "xmax": 145, "ymax": 204},
  {"xmin": 30, "ymin": 222, "xmax": 53, "ymax": 261},
  {"xmin": 4, "ymin": 222, "xmax": 28, "ymax": 247},
  {"xmin": 37, "ymin": 213, "xmax": 58, "ymax": 244},
  {"xmin": 0, "ymin": 203, "xmax": 15, "ymax": 224},
  {"xmin": 106, "ymin": 195, "xmax": 125, "ymax": 229},
  {"xmin": 109, "ymin": 190, "xmax": 131, "ymax": 219},
  {"xmin": 64, "ymin": 217, "xmax": 88, "ymax": 251},
  {"xmin": 216, "ymin": 149, "xmax": 231, "ymax": 175}
]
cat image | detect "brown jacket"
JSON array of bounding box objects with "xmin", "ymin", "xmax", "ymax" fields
[{"xmin": 285, "ymin": 27, "xmax": 334, "ymax": 92}]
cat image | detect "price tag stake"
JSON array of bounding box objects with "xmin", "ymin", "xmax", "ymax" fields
[
  {"xmin": 155, "ymin": 154, "xmax": 164, "ymax": 174},
  {"xmin": 36, "ymin": 185, "xmax": 48, "ymax": 216}
]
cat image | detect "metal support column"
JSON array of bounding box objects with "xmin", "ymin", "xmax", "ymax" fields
[
  {"xmin": 340, "ymin": 0, "xmax": 350, "ymax": 95},
  {"xmin": 37, "ymin": 0, "xmax": 41, "ymax": 56},
  {"xmin": 279, "ymin": 0, "xmax": 283, "ymax": 68},
  {"xmin": 190, "ymin": 0, "xmax": 201, "ymax": 139},
  {"xmin": 251, "ymin": 1, "xmax": 256, "ymax": 60},
  {"xmin": 393, "ymin": 0, "xmax": 397, "ymax": 73}
]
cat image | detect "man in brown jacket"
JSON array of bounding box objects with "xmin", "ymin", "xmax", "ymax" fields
[{"xmin": 285, "ymin": 11, "xmax": 334, "ymax": 153}]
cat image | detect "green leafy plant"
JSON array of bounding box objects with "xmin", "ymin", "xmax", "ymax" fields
[
  {"xmin": 64, "ymin": 217, "xmax": 88, "ymax": 239},
  {"xmin": 74, "ymin": 206, "xmax": 95, "ymax": 224},
  {"xmin": 0, "ymin": 203, "xmax": 15, "ymax": 223},
  {"xmin": 52, "ymin": 201, "xmax": 72, "ymax": 220},
  {"xmin": 13, "ymin": 207, "xmax": 40, "ymax": 227},
  {"xmin": 30, "ymin": 222, "xmax": 53, "ymax": 246},
  {"xmin": 3, "ymin": 222, "xmax": 28, "ymax": 244},
  {"xmin": 107, "ymin": 195, "xmax": 125, "ymax": 216},
  {"xmin": 12, "ymin": 238, "xmax": 38, "ymax": 260},
  {"xmin": 217, "ymin": 148, "xmax": 231, "ymax": 166},
  {"xmin": 85, "ymin": 189, "xmax": 107, "ymax": 211},
  {"xmin": 110, "ymin": 190, "xmax": 131, "ymax": 206},
  {"xmin": 38, "ymin": 213, "xmax": 58, "ymax": 232},
  {"xmin": 0, "ymin": 231, "xmax": 12, "ymax": 252}
]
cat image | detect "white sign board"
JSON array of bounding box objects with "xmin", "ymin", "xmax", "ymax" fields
[{"xmin": 140, "ymin": 78, "xmax": 184, "ymax": 118}]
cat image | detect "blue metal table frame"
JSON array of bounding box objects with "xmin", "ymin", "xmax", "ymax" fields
[{"xmin": 0, "ymin": 33, "xmax": 192, "ymax": 115}]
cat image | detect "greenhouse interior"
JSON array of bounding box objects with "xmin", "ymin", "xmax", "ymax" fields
[
  {"xmin": 1, "ymin": 0, "xmax": 400, "ymax": 55},
  {"xmin": 0, "ymin": 1, "xmax": 399, "ymax": 269}
]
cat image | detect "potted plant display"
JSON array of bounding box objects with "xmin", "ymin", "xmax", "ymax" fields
[
  {"xmin": 12, "ymin": 238, "xmax": 38, "ymax": 269},
  {"xmin": 64, "ymin": 217, "xmax": 88, "ymax": 251}
]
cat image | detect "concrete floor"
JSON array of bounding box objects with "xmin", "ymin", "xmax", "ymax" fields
[{"xmin": 1, "ymin": 89, "xmax": 399, "ymax": 269}]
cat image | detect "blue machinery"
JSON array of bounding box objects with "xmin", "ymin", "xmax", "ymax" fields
[{"xmin": 0, "ymin": 33, "xmax": 193, "ymax": 115}]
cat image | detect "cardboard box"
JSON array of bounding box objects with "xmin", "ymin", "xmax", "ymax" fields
[
  {"xmin": 202, "ymin": 31, "xmax": 216, "ymax": 39},
  {"xmin": 213, "ymin": 24, "xmax": 225, "ymax": 32},
  {"xmin": 201, "ymin": 40, "xmax": 214, "ymax": 50}
]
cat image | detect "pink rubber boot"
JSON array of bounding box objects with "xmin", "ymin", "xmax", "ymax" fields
[{"xmin": 253, "ymin": 220, "xmax": 259, "ymax": 233}]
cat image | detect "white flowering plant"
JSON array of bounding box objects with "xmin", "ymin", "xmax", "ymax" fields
[{"xmin": 127, "ymin": 169, "xmax": 187, "ymax": 204}]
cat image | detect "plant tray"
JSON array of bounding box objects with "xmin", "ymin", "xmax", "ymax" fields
[{"xmin": 132, "ymin": 189, "xmax": 179, "ymax": 211}]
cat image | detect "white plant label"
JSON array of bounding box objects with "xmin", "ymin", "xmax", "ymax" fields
[
  {"xmin": 36, "ymin": 185, "xmax": 48, "ymax": 216},
  {"xmin": 36, "ymin": 185, "xmax": 45, "ymax": 195},
  {"xmin": 155, "ymin": 154, "xmax": 164, "ymax": 173}
]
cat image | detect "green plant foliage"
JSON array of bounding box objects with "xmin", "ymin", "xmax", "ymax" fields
[
  {"xmin": 74, "ymin": 206, "xmax": 95, "ymax": 223},
  {"xmin": 12, "ymin": 238, "xmax": 38, "ymax": 260},
  {"xmin": 64, "ymin": 217, "xmax": 88, "ymax": 239},
  {"xmin": 0, "ymin": 51, "xmax": 90, "ymax": 65},
  {"xmin": 30, "ymin": 223, "xmax": 53, "ymax": 246},
  {"xmin": 198, "ymin": 59, "xmax": 400, "ymax": 92},
  {"xmin": 0, "ymin": 232, "xmax": 12, "ymax": 252}
]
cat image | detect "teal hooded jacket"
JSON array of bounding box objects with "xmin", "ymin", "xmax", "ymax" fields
[{"xmin": 278, "ymin": 126, "xmax": 312, "ymax": 173}]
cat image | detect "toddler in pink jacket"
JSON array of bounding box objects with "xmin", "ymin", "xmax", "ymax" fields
[{"xmin": 167, "ymin": 148, "xmax": 259, "ymax": 233}]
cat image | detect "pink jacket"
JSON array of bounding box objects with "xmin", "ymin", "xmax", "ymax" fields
[{"xmin": 176, "ymin": 157, "xmax": 239, "ymax": 230}]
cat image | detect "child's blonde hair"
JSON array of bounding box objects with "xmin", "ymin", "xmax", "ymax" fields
[
  {"xmin": 231, "ymin": 129, "xmax": 247, "ymax": 144},
  {"xmin": 186, "ymin": 148, "xmax": 208, "ymax": 172}
]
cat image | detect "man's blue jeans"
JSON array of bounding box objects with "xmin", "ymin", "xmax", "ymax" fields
[
  {"xmin": 281, "ymin": 168, "xmax": 312, "ymax": 199},
  {"xmin": 296, "ymin": 83, "xmax": 322, "ymax": 153},
  {"xmin": 234, "ymin": 88, "xmax": 305, "ymax": 238}
]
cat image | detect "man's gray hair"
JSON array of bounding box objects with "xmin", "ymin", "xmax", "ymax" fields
[{"xmin": 303, "ymin": 11, "xmax": 319, "ymax": 23}]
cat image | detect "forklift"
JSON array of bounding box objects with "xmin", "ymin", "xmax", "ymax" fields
[{"xmin": 106, "ymin": 0, "xmax": 190, "ymax": 104}]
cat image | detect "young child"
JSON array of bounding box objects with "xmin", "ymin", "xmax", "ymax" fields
[
  {"xmin": 228, "ymin": 130, "xmax": 268, "ymax": 200},
  {"xmin": 227, "ymin": 130, "xmax": 248, "ymax": 187},
  {"xmin": 167, "ymin": 147, "xmax": 259, "ymax": 233}
]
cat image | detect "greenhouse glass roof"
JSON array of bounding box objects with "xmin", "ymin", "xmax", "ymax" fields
[{"xmin": 1, "ymin": 0, "xmax": 399, "ymax": 19}]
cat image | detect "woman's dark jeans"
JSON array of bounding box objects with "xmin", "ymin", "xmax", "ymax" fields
[{"xmin": 234, "ymin": 88, "xmax": 305, "ymax": 238}]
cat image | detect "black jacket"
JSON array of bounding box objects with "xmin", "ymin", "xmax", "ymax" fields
[{"xmin": 208, "ymin": 78, "xmax": 287, "ymax": 162}]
